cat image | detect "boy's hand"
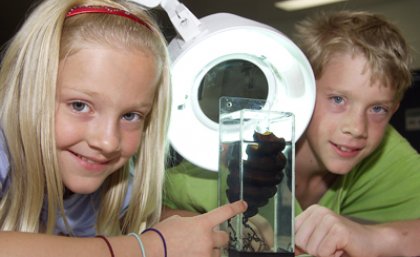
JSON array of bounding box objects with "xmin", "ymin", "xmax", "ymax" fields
[{"xmin": 295, "ymin": 205, "xmax": 377, "ymax": 257}]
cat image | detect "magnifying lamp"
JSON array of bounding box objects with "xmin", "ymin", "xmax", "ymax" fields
[{"xmin": 131, "ymin": 0, "xmax": 316, "ymax": 171}]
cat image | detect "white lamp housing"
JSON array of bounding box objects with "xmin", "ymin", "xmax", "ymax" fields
[
  {"xmin": 130, "ymin": 0, "xmax": 316, "ymax": 171},
  {"xmin": 168, "ymin": 13, "xmax": 315, "ymax": 171}
]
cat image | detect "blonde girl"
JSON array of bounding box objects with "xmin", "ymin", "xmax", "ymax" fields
[{"xmin": 0, "ymin": 0, "xmax": 246, "ymax": 256}]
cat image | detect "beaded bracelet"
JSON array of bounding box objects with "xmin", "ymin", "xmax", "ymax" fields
[
  {"xmin": 128, "ymin": 232, "xmax": 147, "ymax": 257},
  {"xmin": 142, "ymin": 228, "xmax": 167, "ymax": 257},
  {"xmin": 96, "ymin": 235, "xmax": 115, "ymax": 257}
]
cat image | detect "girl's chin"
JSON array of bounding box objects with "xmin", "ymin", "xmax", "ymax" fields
[{"xmin": 63, "ymin": 182, "xmax": 102, "ymax": 196}]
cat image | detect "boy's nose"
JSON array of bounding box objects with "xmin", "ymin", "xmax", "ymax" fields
[{"xmin": 340, "ymin": 110, "xmax": 367, "ymax": 138}]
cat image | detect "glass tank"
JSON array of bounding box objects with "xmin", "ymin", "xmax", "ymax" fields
[{"xmin": 219, "ymin": 96, "xmax": 295, "ymax": 257}]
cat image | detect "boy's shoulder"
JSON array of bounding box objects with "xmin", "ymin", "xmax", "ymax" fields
[
  {"xmin": 329, "ymin": 126, "xmax": 420, "ymax": 221},
  {"xmin": 351, "ymin": 125, "xmax": 418, "ymax": 178},
  {"xmin": 370, "ymin": 125, "xmax": 417, "ymax": 162}
]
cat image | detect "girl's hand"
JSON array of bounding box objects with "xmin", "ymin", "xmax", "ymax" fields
[{"xmin": 150, "ymin": 200, "xmax": 247, "ymax": 257}]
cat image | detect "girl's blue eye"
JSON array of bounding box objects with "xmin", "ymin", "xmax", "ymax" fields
[
  {"xmin": 71, "ymin": 101, "xmax": 89, "ymax": 113},
  {"xmin": 331, "ymin": 96, "xmax": 344, "ymax": 104},
  {"xmin": 122, "ymin": 113, "xmax": 142, "ymax": 121}
]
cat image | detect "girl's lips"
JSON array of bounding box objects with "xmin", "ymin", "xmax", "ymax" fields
[
  {"xmin": 74, "ymin": 152, "xmax": 107, "ymax": 164},
  {"xmin": 70, "ymin": 151, "xmax": 109, "ymax": 172}
]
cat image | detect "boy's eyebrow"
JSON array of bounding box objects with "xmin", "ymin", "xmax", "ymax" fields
[
  {"xmin": 370, "ymin": 99, "xmax": 396, "ymax": 106},
  {"xmin": 323, "ymin": 87, "xmax": 396, "ymax": 105}
]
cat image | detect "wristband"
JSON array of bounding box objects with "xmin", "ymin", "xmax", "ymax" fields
[
  {"xmin": 96, "ymin": 235, "xmax": 115, "ymax": 257},
  {"xmin": 142, "ymin": 228, "xmax": 167, "ymax": 257},
  {"xmin": 128, "ymin": 232, "xmax": 147, "ymax": 257}
]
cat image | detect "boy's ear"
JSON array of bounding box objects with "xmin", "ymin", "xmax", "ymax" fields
[{"xmin": 391, "ymin": 102, "xmax": 400, "ymax": 115}]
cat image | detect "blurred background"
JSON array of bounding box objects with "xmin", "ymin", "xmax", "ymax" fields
[{"xmin": 1, "ymin": 0, "xmax": 419, "ymax": 151}]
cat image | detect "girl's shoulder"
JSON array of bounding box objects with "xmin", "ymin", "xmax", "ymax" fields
[{"xmin": 0, "ymin": 130, "xmax": 10, "ymax": 197}]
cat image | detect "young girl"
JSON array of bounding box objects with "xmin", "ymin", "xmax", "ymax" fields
[{"xmin": 0, "ymin": 0, "xmax": 246, "ymax": 256}]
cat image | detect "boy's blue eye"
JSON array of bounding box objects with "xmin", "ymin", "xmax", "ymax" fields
[{"xmin": 372, "ymin": 105, "xmax": 388, "ymax": 114}]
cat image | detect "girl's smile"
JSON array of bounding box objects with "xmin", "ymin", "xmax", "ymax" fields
[
  {"xmin": 69, "ymin": 150, "xmax": 111, "ymax": 172},
  {"xmin": 55, "ymin": 46, "xmax": 158, "ymax": 194}
]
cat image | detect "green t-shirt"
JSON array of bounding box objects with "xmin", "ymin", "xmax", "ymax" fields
[{"xmin": 163, "ymin": 126, "xmax": 420, "ymax": 222}]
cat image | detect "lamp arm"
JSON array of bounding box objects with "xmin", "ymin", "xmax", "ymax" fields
[
  {"xmin": 130, "ymin": 0, "xmax": 202, "ymax": 42},
  {"xmin": 129, "ymin": 0, "xmax": 161, "ymax": 8}
]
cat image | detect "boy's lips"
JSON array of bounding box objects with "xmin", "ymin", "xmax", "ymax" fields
[{"xmin": 331, "ymin": 142, "xmax": 363, "ymax": 157}]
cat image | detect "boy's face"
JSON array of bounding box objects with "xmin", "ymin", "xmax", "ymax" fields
[
  {"xmin": 55, "ymin": 46, "xmax": 158, "ymax": 194},
  {"xmin": 305, "ymin": 53, "xmax": 398, "ymax": 174}
]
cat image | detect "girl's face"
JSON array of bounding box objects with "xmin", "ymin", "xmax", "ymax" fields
[
  {"xmin": 55, "ymin": 46, "xmax": 158, "ymax": 194},
  {"xmin": 304, "ymin": 53, "xmax": 398, "ymax": 174}
]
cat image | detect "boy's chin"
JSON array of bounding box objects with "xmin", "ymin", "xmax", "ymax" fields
[{"xmin": 327, "ymin": 163, "xmax": 354, "ymax": 175}]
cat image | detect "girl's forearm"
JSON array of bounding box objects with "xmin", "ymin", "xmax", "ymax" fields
[{"xmin": 0, "ymin": 231, "xmax": 159, "ymax": 257}]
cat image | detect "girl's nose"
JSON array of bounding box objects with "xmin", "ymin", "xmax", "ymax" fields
[{"xmin": 87, "ymin": 118, "xmax": 121, "ymax": 154}]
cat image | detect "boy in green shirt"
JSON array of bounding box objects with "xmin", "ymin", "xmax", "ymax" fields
[{"xmin": 163, "ymin": 10, "xmax": 420, "ymax": 257}]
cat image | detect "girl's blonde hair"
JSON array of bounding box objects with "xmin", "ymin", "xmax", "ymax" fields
[
  {"xmin": 0, "ymin": 0, "xmax": 171, "ymax": 235},
  {"xmin": 294, "ymin": 11, "xmax": 412, "ymax": 101}
]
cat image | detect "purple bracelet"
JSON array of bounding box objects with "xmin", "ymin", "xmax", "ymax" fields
[{"xmin": 142, "ymin": 228, "xmax": 167, "ymax": 257}]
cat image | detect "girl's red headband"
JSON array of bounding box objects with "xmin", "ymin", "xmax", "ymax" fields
[{"xmin": 66, "ymin": 5, "xmax": 152, "ymax": 31}]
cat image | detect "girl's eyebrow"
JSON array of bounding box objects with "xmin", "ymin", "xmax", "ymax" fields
[
  {"xmin": 60, "ymin": 87, "xmax": 154, "ymax": 111},
  {"xmin": 133, "ymin": 102, "xmax": 153, "ymax": 113}
]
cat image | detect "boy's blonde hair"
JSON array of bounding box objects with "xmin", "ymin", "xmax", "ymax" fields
[
  {"xmin": 0, "ymin": 0, "xmax": 171, "ymax": 235},
  {"xmin": 294, "ymin": 11, "xmax": 412, "ymax": 101}
]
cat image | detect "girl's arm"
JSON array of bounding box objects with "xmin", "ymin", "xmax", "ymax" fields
[
  {"xmin": 0, "ymin": 232, "xmax": 144, "ymax": 257},
  {"xmin": 0, "ymin": 200, "xmax": 247, "ymax": 257}
]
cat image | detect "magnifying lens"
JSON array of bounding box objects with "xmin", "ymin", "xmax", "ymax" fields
[{"xmin": 131, "ymin": 0, "xmax": 316, "ymax": 171}]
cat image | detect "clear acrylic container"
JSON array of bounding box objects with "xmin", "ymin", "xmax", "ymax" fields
[{"xmin": 219, "ymin": 96, "xmax": 295, "ymax": 257}]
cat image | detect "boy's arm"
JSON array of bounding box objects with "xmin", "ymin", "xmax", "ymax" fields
[
  {"xmin": 375, "ymin": 219, "xmax": 420, "ymax": 257},
  {"xmin": 295, "ymin": 204, "xmax": 420, "ymax": 257}
]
